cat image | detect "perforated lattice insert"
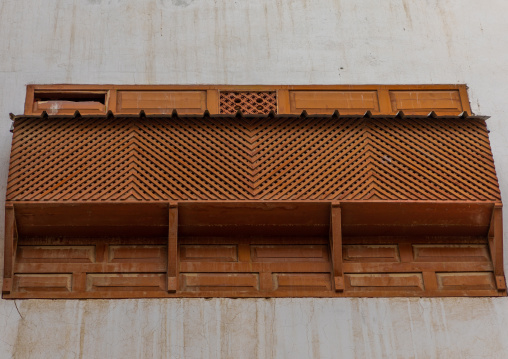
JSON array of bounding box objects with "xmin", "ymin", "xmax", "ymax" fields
[
  {"xmin": 220, "ymin": 92, "xmax": 277, "ymax": 114},
  {"xmin": 7, "ymin": 116, "xmax": 501, "ymax": 202}
]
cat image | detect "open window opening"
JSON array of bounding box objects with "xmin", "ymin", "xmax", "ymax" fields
[{"xmin": 31, "ymin": 90, "xmax": 107, "ymax": 115}]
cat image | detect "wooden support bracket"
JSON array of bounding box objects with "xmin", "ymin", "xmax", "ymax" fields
[
  {"xmin": 331, "ymin": 202, "xmax": 344, "ymax": 292},
  {"xmin": 2, "ymin": 204, "xmax": 16, "ymax": 295},
  {"xmin": 167, "ymin": 202, "xmax": 178, "ymax": 292},
  {"xmin": 488, "ymin": 203, "xmax": 505, "ymax": 291}
]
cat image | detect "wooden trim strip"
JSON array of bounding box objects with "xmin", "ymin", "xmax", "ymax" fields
[
  {"xmin": 168, "ymin": 202, "xmax": 178, "ymax": 292},
  {"xmin": 2, "ymin": 204, "xmax": 15, "ymax": 294},
  {"xmin": 331, "ymin": 202, "xmax": 344, "ymax": 291}
]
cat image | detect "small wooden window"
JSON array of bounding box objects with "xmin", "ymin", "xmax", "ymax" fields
[{"xmin": 31, "ymin": 90, "xmax": 107, "ymax": 115}]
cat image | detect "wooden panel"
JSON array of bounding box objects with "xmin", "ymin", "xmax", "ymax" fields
[
  {"xmin": 274, "ymin": 273, "xmax": 331, "ymax": 291},
  {"xmin": 14, "ymin": 274, "xmax": 72, "ymax": 292},
  {"xmin": 87, "ymin": 273, "xmax": 165, "ymax": 291},
  {"xmin": 289, "ymin": 91, "xmax": 379, "ymax": 114},
  {"xmin": 389, "ymin": 90, "xmax": 462, "ymax": 113},
  {"xmin": 346, "ymin": 273, "xmax": 424, "ymax": 291},
  {"xmin": 251, "ymin": 245, "xmax": 328, "ymax": 262},
  {"xmin": 180, "ymin": 245, "xmax": 238, "ymax": 262},
  {"xmin": 343, "ymin": 245, "xmax": 399, "ymax": 262},
  {"xmin": 436, "ymin": 272, "xmax": 496, "ymax": 290},
  {"xmin": 181, "ymin": 273, "xmax": 259, "ymax": 291},
  {"xmin": 18, "ymin": 246, "xmax": 95, "ymax": 263},
  {"xmin": 34, "ymin": 101, "xmax": 106, "ymax": 115},
  {"xmin": 116, "ymin": 91, "xmax": 207, "ymax": 114},
  {"xmin": 109, "ymin": 245, "xmax": 166, "ymax": 263},
  {"xmin": 4, "ymin": 234, "xmax": 504, "ymax": 298},
  {"xmin": 413, "ymin": 244, "xmax": 490, "ymax": 262}
]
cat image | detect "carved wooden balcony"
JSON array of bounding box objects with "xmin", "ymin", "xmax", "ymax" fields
[{"xmin": 3, "ymin": 110, "xmax": 505, "ymax": 298}]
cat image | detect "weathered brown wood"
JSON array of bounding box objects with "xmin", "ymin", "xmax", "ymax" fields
[
  {"xmin": 24, "ymin": 84, "xmax": 472, "ymax": 115},
  {"xmin": 277, "ymin": 89, "xmax": 290, "ymax": 114},
  {"xmin": 289, "ymin": 90, "xmax": 380, "ymax": 114},
  {"xmin": 4, "ymin": 231, "xmax": 506, "ymax": 298},
  {"xmin": 488, "ymin": 204, "xmax": 505, "ymax": 291},
  {"xmin": 168, "ymin": 202, "xmax": 178, "ymax": 292},
  {"xmin": 2, "ymin": 204, "xmax": 15, "ymax": 294},
  {"xmin": 4, "ymin": 85, "xmax": 505, "ymax": 299},
  {"xmin": 116, "ymin": 90, "xmax": 207, "ymax": 114},
  {"xmin": 206, "ymin": 90, "xmax": 220, "ymax": 114},
  {"xmin": 73, "ymin": 273, "xmax": 86, "ymax": 292},
  {"xmin": 422, "ymin": 272, "xmax": 438, "ymax": 291},
  {"xmin": 399, "ymin": 243, "xmax": 414, "ymax": 263},
  {"xmin": 389, "ymin": 90, "xmax": 463, "ymax": 114},
  {"xmin": 331, "ymin": 202, "xmax": 343, "ymax": 291}
]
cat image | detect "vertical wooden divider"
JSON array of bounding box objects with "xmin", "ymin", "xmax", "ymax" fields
[
  {"xmin": 277, "ymin": 89, "xmax": 290, "ymax": 114},
  {"xmin": 108, "ymin": 89, "xmax": 118, "ymax": 113},
  {"xmin": 331, "ymin": 202, "xmax": 344, "ymax": 291},
  {"xmin": 206, "ymin": 90, "xmax": 220, "ymax": 114},
  {"xmin": 489, "ymin": 203, "xmax": 506, "ymax": 291},
  {"xmin": 377, "ymin": 87, "xmax": 392, "ymax": 114},
  {"xmin": 2, "ymin": 204, "xmax": 15, "ymax": 294},
  {"xmin": 167, "ymin": 202, "xmax": 178, "ymax": 292},
  {"xmin": 458, "ymin": 85, "xmax": 472, "ymax": 114}
]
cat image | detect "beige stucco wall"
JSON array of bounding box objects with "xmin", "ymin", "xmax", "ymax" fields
[{"xmin": 1, "ymin": 0, "xmax": 508, "ymax": 357}]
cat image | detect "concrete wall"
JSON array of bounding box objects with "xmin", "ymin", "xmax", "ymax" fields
[{"xmin": 1, "ymin": 0, "xmax": 508, "ymax": 357}]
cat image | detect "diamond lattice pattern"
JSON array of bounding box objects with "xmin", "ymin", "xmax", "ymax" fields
[
  {"xmin": 7, "ymin": 116, "xmax": 501, "ymax": 202},
  {"xmin": 219, "ymin": 92, "xmax": 277, "ymax": 114}
]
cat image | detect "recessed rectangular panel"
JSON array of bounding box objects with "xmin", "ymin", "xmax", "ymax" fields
[
  {"xmin": 14, "ymin": 274, "xmax": 72, "ymax": 292},
  {"xmin": 117, "ymin": 91, "xmax": 207, "ymax": 114},
  {"xmin": 346, "ymin": 273, "xmax": 424, "ymax": 291},
  {"xmin": 181, "ymin": 273, "xmax": 259, "ymax": 291},
  {"xmin": 251, "ymin": 245, "xmax": 328, "ymax": 262},
  {"xmin": 389, "ymin": 90, "xmax": 462, "ymax": 113},
  {"xmin": 17, "ymin": 246, "xmax": 95, "ymax": 263},
  {"xmin": 87, "ymin": 274, "xmax": 165, "ymax": 291},
  {"xmin": 413, "ymin": 245, "xmax": 490, "ymax": 262},
  {"xmin": 274, "ymin": 273, "xmax": 331, "ymax": 291},
  {"xmin": 180, "ymin": 245, "xmax": 238, "ymax": 262},
  {"xmin": 343, "ymin": 245, "xmax": 399, "ymax": 262},
  {"xmin": 109, "ymin": 245, "xmax": 166, "ymax": 263},
  {"xmin": 437, "ymin": 272, "xmax": 496, "ymax": 290},
  {"xmin": 289, "ymin": 91, "xmax": 379, "ymax": 114}
]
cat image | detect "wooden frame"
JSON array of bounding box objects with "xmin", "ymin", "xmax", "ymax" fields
[
  {"xmin": 4, "ymin": 86, "xmax": 503, "ymax": 299},
  {"xmin": 24, "ymin": 84, "xmax": 472, "ymax": 116}
]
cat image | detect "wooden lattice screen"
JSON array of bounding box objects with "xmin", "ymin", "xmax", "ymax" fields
[
  {"xmin": 219, "ymin": 92, "xmax": 277, "ymax": 114},
  {"xmin": 3, "ymin": 111, "xmax": 504, "ymax": 298},
  {"xmin": 2, "ymin": 84, "xmax": 504, "ymax": 299}
]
